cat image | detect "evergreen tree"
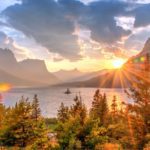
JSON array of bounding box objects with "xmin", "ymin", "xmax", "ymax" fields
[
  {"xmin": 32, "ymin": 94, "xmax": 41, "ymax": 122},
  {"xmin": 111, "ymin": 96, "xmax": 117, "ymax": 116},
  {"xmin": 90, "ymin": 90, "xmax": 108, "ymax": 126},
  {"xmin": 100, "ymin": 93, "xmax": 108, "ymax": 125},
  {"xmin": 111, "ymin": 95, "xmax": 118, "ymax": 123},
  {"xmin": 0, "ymin": 96, "xmax": 49, "ymax": 148},
  {"xmin": 0, "ymin": 103, "xmax": 5, "ymax": 129},
  {"xmin": 56, "ymin": 95, "xmax": 87, "ymax": 149},
  {"xmin": 0, "ymin": 103, "xmax": 6, "ymax": 146},
  {"xmin": 70, "ymin": 95, "xmax": 87, "ymax": 125},
  {"xmin": 1, "ymin": 97, "xmax": 33, "ymax": 147},
  {"xmin": 125, "ymin": 74, "xmax": 150, "ymax": 149},
  {"xmin": 83, "ymin": 119, "xmax": 108, "ymax": 149},
  {"xmin": 90, "ymin": 89, "xmax": 102, "ymax": 117},
  {"xmin": 57, "ymin": 102, "xmax": 69, "ymax": 123}
]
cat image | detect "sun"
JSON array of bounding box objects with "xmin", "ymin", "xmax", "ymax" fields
[{"xmin": 112, "ymin": 59, "xmax": 125, "ymax": 69}]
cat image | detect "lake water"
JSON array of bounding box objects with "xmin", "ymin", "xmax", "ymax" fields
[{"xmin": 2, "ymin": 87, "xmax": 130, "ymax": 118}]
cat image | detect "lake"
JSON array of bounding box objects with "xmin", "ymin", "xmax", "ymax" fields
[{"xmin": 2, "ymin": 87, "xmax": 130, "ymax": 118}]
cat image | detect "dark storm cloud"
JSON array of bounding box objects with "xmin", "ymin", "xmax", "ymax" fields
[
  {"xmin": 2, "ymin": 0, "xmax": 150, "ymax": 60},
  {"xmin": 58, "ymin": 0, "xmax": 85, "ymax": 18},
  {"xmin": 3, "ymin": 0, "xmax": 84, "ymax": 61},
  {"xmin": 133, "ymin": 4, "xmax": 150, "ymax": 27},
  {"xmin": 80, "ymin": 0, "xmax": 131, "ymax": 44}
]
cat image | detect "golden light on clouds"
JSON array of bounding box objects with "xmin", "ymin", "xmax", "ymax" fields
[{"xmin": 45, "ymin": 56, "xmax": 127, "ymax": 72}]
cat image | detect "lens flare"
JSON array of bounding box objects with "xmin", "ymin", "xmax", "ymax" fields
[
  {"xmin": 0, "ymin": 83, "xmax": 12, "ymax": 92},
  {"xmin": 112, "ymin": 59, "xmax": 125, "ymax": 69}
]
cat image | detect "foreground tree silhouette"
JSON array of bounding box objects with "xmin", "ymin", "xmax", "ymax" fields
[
  {"xmin": 0, "ymin": 103, "xmax": 6, "ymax": 146},
  {"xmin": 0, "ymin": 95, "xmax": 50, "ymax": 149},
  {"xmin": 57, "ymin": 102, "xmax": 69, "ymax": 123},
  {"xmin": 57, "ymin": 95, "xmax": 87, "ymax": 149},
  {"xmin": 0, "ymin": 103, "xmax": 5, "ymax": 129},
  {"xmin": 111, "ymin": 96, "xmax": 117, "ymax": 116},
  {"xmin": 90, "ymin": 89, "xmax": 108, "ymax": 126},
  {"xmin": 32, "ymin": 94, "xmax": 41, "ymax": 122},
  {"xmin": 0, "ymin": 85, "xmax": 149, "ymax": 149},
  {"xmin": 70, "ymin": 95, "xmax": 87, "ymax": 125},
  {"xmin": 1, "ymin": 97, "xmax": 33, "ymax": 147},
  {"xmin": 126, "ymin": 75, "xmax": 150, "ymax": 149}
]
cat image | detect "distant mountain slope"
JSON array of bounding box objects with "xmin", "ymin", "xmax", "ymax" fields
[
  {"xmin": 53, "ymin": 68, "xmax": 86, "ymax": 82},
  {"xmin": 0, "ymin": 68, "xmax": 37, "ymax": 87},
  {"xmin": 0, "ymin": 48, "xmax": 59, "ymax": 87},
  {"xmin": 71, "ymin": 69, "xmax": 110, "ymax": 82},
  {"xmin": 139, "ymin": 38, "xmax": 150, "ymax": 55},
  {"xmin": 53, "ymin": 68, "xmax": 110, "ymax": 82},
  {"xmin": 0, "ymin": 48, "xmax": 20, "ymax": 74},
  {"xmin": 58, "ymin": 69, "xmax": 132, "ymax": 88},
  {"xmin": 19, "ymin": 59, "xmax": 59, "ymax": 85}
]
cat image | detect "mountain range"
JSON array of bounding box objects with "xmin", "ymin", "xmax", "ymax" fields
[
  {"xmin": 57, "ymin": 69, "xmax": 133, "ymax": 88},
  {"xmin": 53, "ymin": 68, "xmax": 110, "ymax": 82},
  {"xmin": 53, "ymin": 68, "xmax": 86, "ymax": 82},
  {"xmin": 0, "ymin": 48, "xmax": 59, "ymax": 87},
  {"xmin": 0, "ymin": 37, "xmax": 149, "ymax": 88}
]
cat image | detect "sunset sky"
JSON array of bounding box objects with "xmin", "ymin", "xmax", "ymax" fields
[{"xmin": 0, "ymin": 0, "xmax": 150, "ymax": 72}]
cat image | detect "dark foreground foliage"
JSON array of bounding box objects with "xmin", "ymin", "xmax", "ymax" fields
[
  {"xmin": 0, "ymin": 95, "xmax": 54, "ymax": 149},
  {"xmin": 0, "ymin": 76, "xmax": 150, "ymax": 149}
]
